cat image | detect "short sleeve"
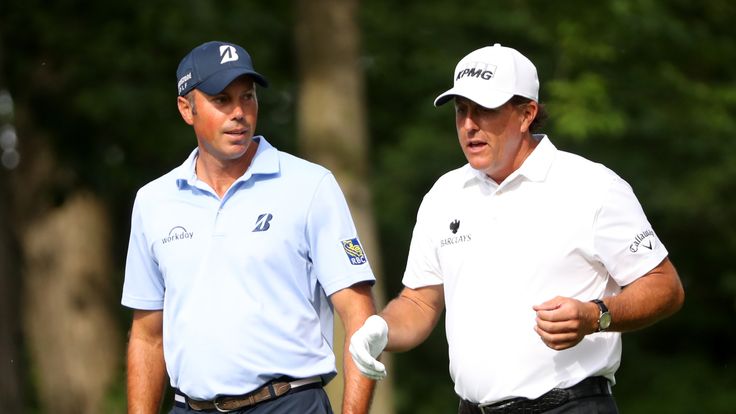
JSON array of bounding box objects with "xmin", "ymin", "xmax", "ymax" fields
[
  {"xmin": 121, "ymin": 195, "xmax": 166, "ymax": 310},
  {"xmin": 402, "ymin": 194, "xmax": 444, "ymax": 288},
  {"xmin": 593, "ymin": 175, "xmax": 668, "ymax": 286},
  {"xmin": 306, "ymin": 173, "xmax": 375, "ymax": 296}
]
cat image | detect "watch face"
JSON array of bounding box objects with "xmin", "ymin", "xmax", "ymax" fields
[{"xmin": 599, "ymin": 313, "xmax": 612, "ymax": 330}]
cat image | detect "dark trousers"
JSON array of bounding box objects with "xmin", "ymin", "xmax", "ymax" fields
[
  {"xmin": 170, "ymin": 388, "xmax": 333, "ymax": 414},
  {"xmin": 544, "ymin": 395, "xmax": 618, "ymax": 414}
]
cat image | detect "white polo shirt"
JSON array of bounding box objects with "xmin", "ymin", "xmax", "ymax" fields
[
  {"xmin": 403, "ymin": 135, "xmax": 667, "ymax": 404},
  {"xmin": 122, "ymin": 137, "xmax": 375, "ymax": 400}
]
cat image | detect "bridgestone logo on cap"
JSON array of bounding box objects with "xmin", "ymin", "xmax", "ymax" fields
[
  {"xmin": 219, "ymin": 45, "xmax": 239, "ymax": 64},
  {"xmin": 178, "ymin": 72, "xmax": 192, "ymax": 93}
]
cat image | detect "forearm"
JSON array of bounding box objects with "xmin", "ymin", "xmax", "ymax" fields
[
  {"xmin": 341, "ymin": 338, "xmax": 376, "ymax": 414},
  {"xmin": 333, "ymin": 283, "xmax": 377, "ymax": 414},
  {"xmin": 127, "ymin": 312, "xmax": 167, "ymax": 414},
  {"xmin": 605, "ymin": 258, "xmax": 684, "ymax": 332},
  {"xmin": 381, "ymin": 286, "xmax": 444, "ymax": 352},
  {"xmin": 533, "ymin": 258, "xmax": 684, "ymax": 350},
  {"xmin": 127, "ymin": 336, "xmax": 167, "ymax": 414}
]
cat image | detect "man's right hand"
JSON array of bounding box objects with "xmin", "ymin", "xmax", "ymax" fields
[{"xmin": 348, "ymin": 315, "xmax": 389, "ymax": 380}]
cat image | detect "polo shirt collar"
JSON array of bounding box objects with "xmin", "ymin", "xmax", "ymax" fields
[
  {"xmin": 515, "ymin": 134, "xmax": 555, "ymax": 183},
  {"xmin": 463, "ymin": 134, "xmax": 556, "ymax": 187},
  {"xmin": 174, "ymin": 136, "xmax": 280, "ymax": 188}
]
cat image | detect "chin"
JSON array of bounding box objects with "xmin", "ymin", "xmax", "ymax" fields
[{"xmin": 467, "ymin": 159, "xmax": 490, "ymax": 171}]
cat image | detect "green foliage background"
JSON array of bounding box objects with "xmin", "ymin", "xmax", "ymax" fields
[{"xmin": 2, "ymin": 1, "xmax": 735, "ymax": 413}]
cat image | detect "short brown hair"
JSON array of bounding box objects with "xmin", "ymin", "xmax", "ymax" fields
[{"xmin": 509, "ymin": 95, "xmax": 548, "ymax": 133}]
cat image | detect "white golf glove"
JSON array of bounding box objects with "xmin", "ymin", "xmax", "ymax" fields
[{"xmin": 348, "ymin": 315, "xmax": 389, "ymax": 380}]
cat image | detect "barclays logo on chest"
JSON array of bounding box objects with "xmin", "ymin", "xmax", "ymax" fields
[{"xmin": 440, "ymin": 219, "xmax": 472, "ymax": 247}]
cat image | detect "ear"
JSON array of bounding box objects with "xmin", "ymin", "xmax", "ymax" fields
[
  {"xmin": 519, "ymin": 100, "xmax": 538, "ymax": 133},
  {"xmin": 177, "ymin": 95, "xmax": 195, "ymax": 125}
]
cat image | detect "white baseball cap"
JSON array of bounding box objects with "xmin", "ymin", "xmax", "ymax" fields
[{"xmin": 434, "ymin": 43, "xmax": 539, "ymax": 109}]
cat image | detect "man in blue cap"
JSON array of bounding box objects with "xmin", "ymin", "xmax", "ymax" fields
[{"xmin": 122, "ymin": 41, "xmax": 377, "ymax": 414}]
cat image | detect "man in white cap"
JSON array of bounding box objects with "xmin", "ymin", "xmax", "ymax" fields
[
  {"xmin": 349, "ymin": 44, "xmax": 685, "ymax": 413},
  {"xmin": 122, "ymin": 41, "xmax": 378, "ymax": 414}
]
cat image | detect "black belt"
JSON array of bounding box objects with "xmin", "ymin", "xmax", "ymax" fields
[
  {"xmin": 459, "ymin": 376, "xmax": 612, "ymax": 414},
  {"xmin": 174, "ymin": 376, "xmax": 323, "ymax": 412}
]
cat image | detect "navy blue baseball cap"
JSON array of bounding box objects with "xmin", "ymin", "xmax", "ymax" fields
[{"xmin": 176, "ymin": 41, "xmax": 269, "ymax": 96}]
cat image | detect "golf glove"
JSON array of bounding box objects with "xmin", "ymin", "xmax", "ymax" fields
[{"xmin": 349, "ymin": 315, "xmax": 389, "ymax": 380}]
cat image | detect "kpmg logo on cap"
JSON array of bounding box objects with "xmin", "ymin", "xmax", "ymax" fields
[
  {"xmin": 219, "ymin": 45, "xmax": 239, "ymax": 64},
  {"xmin": 456, "ymin": 61, "xmax": 497, "ymax": 81}
]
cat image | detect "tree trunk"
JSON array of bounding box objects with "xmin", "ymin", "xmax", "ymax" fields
[
  {"xmin": 0, "ymin": 42, "xmax": 24, "ymax": 414},
  {"xmin": 10, "ymin": 114, "xmax": 123, "ymax": 414},
  {"xmin": 20, "ymin": 191, "xmax": 122, "ymax": 414},
  {"xmin": 294, "ymin": 0, "xmax": 394, "ymax": 412},
  {"xmin": 0, "ymin": 176, "xmax": 23, "ymax": 414}
]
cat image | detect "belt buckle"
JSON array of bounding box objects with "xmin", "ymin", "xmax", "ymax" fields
[
  {"xmin": 185, "ymin": 399, "xmax": 210, "ymax": 412},
  {"xmin": 478, "ymin": 398, "xmax": 521, "ymax": 414},
  {"xmin": 213, "ymin": 398, "xmax": 235, "ymax": 413},
  {"xmin": 479, "ymin": 404, "xmax": 509, "ymax": 414},
  {"xmin": 477, "ymin": 403, "xmax": 499, "ymax": 414}
]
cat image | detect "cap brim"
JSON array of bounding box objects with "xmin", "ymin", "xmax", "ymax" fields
[
  {"xmin": 197, "ymin": 68, "xmax": 269, "ymax": 96},
  {"xmin": 433, "ymin": 86, "xmax": 513, "ymax": 109}
]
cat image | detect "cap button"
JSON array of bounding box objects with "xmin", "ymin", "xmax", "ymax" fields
[{"xmin": 493, "ymin": 43, "xmax": 501, "ymax": 47}]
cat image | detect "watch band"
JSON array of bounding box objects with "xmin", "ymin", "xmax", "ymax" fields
[{"xmin": 591, "ymin": 299, "xmax": 611, "ymax": 332}]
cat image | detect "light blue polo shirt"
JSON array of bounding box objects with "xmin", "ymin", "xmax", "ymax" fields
[{"xmin": 122, "ymin": 136, "xmax": 375, "ymax": 399}]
